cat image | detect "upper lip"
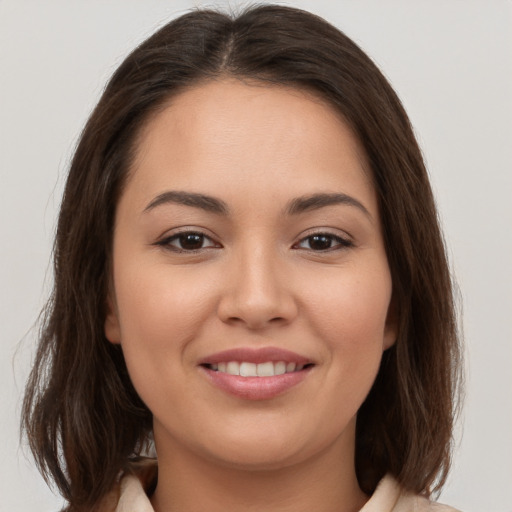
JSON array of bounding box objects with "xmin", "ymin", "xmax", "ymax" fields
[{"xmin": 199, "ymin": 347, "xmax": 312, "ymax": 366}]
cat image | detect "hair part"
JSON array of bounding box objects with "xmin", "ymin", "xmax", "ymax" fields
[{"xmin": 22, "ymin": 5, "xmax": 462, "ymax": 510}]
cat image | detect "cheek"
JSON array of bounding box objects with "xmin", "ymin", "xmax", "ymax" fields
[
  {"xmin": 305, "ymin": 267, "xmax": 392, "ymax": 346},
  {"xmin": 112, "ymin": 262, "xmax": 217, "ymax": 385},
  {"xmin": 303, "ymin": 264, "xmax": 392, "ymax": 395},
  {"xmin": 115, "ymin": 256, "xmax": 214, "ymax": 330}
]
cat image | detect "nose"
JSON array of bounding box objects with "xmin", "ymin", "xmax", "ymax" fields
[{"xmin": 217, "ymin": 244, "xmax": 298, "ymax": 330}]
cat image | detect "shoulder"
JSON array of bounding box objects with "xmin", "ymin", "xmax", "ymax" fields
[
  {"xmin": 362, "ymin": 475, "xmax": 462, "ymax": 512},
  {"xmin": 96, "ymin": 458, "xmax": 157, "ymax": 512},
  {"xmin": 397, "ymin": 492, "xmax": 462, "ymax": 512}
]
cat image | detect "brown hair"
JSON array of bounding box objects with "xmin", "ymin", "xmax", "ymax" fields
[{"xmin": 22, "ymin": 5, "xmax": 462, "ymax": 510}]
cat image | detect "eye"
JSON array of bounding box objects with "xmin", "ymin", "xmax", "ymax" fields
[
  {"xmin": 157, "ymin": 231, "xmax": 220, "ymax": 252},
  {"xmin": 294, "ymin": 233, "xmax": 353, "ymax": 251}
]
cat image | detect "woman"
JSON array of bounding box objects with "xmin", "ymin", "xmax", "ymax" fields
[{"xmin": 22, "ymin": 5, "xmax": 462, "ymax": 512}]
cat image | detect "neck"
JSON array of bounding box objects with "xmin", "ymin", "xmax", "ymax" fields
[{"xmin": 150, "ymin": 422, "xmax": 368, "ymax": 512}]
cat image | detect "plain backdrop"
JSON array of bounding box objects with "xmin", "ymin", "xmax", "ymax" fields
[{"xmin": 1, "ymin": 1, "xmax": 511, "ymax": 511}]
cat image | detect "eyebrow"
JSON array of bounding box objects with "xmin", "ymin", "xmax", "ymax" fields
[
  {"xmin": 285, "ymin": 192, "xmax": 371, "ymax": 218},
  {"xmin": 144, "ymin": 191, "xmax": 229, "ymax": 215},
  {"xmin": 144, "ymin": 190, "xmax": 371, "ymax": 219}
]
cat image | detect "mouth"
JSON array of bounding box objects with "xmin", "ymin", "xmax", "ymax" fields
[
  {"xmin": 198, "ymin": 347, "xmax": 314, "ymax": 400},
  {"xmin": 202, "ymin": 361, "xmax": 312, "ymax": 377}
]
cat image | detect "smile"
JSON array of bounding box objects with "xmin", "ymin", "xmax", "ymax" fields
[
  {"xmin": 205, "ymin": 361, "xmax": 306, "ymax": 377},
  {"xmin": 199, "ymin": 347, "xmax": 314, "ymax": 400}
]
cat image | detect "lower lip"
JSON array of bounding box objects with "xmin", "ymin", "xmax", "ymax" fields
[{"xmin": 200, "ymin": 367, "xmax": 311, "ymax": 400}]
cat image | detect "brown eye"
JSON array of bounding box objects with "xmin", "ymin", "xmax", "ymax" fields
[
  {"xmin": 296, "ymin": 233, "xmax": 353, "ymax": 251},
  {"xmin": 158, "ymin": 231, "xmax": 219, "ymax": 252},
  {"xmin": 177, "ymin": 233, "xmax": 205, "ymax": 250},
  {"xmin": 309, "ymin": 235, "xmax": 334, "ymax": 251}
]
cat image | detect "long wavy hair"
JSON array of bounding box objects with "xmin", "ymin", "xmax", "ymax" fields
[{"xmin": 22, "ymin": 5, "xmax": 462, "ymax": 511}]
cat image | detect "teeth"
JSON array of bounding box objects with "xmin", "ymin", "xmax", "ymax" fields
[
  {"xmin": 226, "ymin": 361, "xmax": 240, "ymax": 376},
  {"xmin": 256, "ymin": 361, "xmax": 274, "ymax": 377},
  {"xmin": 274, "ymin": 361, "xmax": 286, "ymax": 375},
  {"xmin": 210, "ymin": 361, "xmax": 306, "ymax": 377},
  {"xmin": 239, "ymin": 362, "xmax": 257, "ymax": 377}
]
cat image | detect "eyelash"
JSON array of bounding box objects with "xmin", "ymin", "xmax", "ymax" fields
[
  {"xmin": 293, "ymin": 232, "xmax": 353, "ymax": 252},
  {"xmin": 156, "ymin": 231, "xmax": 220, "ymax": 253},
  {"xmin": 155, "ymin": 230, "xmax": 353, "ymax": 253}
]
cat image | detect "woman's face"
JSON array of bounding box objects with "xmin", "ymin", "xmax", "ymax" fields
[{"xmin": 105, "ymin": 79, "xmax": 396, "ymax": 470}]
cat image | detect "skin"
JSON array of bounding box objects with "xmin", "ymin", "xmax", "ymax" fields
[{"xmin": 105, "ymin": 78, "xmax": 397, "ymax": 512}]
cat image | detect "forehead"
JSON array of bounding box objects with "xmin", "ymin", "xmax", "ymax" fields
[{"xmin": 124, "ymin": 78, "xmax": 375, "ymax": 214}]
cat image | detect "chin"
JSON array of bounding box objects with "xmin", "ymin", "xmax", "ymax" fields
[
  {"xmin": 201, "ymin": 440, "xmax": 309, "ymax": 472},
  {"xmin": 184, "ymin": 416, "xmax": 353, "ymax": 473}
]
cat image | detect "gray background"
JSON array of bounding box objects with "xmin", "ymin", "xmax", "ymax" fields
[{"xmin": 1, "ymin": 1, "xmax": 511, "ymax": 511}]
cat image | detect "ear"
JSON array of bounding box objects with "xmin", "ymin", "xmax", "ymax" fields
[
  {"xmin": 383, "ymin": 294, "xmax": 399, "ymax": 350},
  {"xmin": 104, "ymin": 295, "xmax": 121, "ymax": 344}
]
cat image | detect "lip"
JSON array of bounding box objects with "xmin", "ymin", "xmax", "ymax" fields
[{"xmin": 198, "ymin": 347, "xmax": 314, "ymax": 401}]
